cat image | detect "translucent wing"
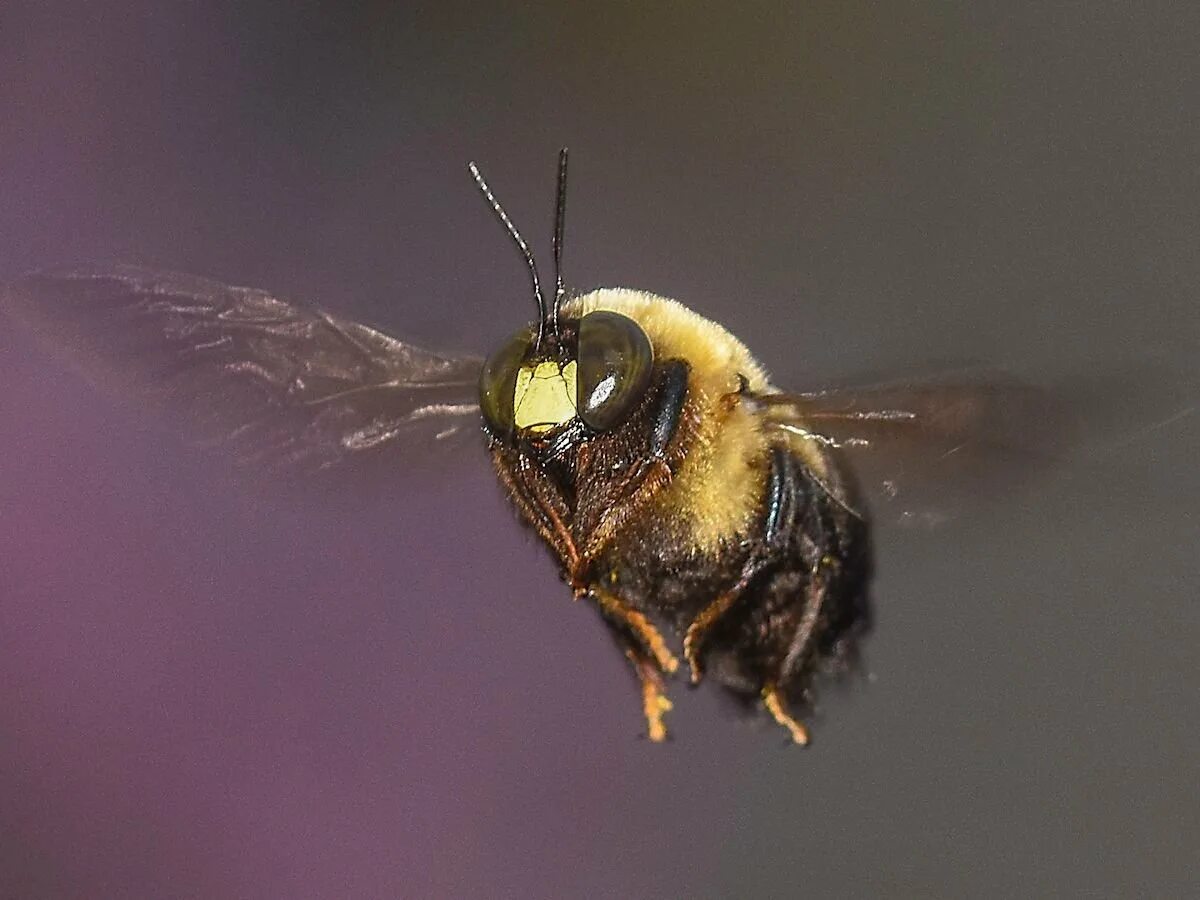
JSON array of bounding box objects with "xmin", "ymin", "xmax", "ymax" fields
[
  {"xmin": 2, "ymin": 265, "xmax": 483, "ymax": 474},
  {"xmin": 756, "ymin": 372, "xmax": 1071, "ymax": 526}
]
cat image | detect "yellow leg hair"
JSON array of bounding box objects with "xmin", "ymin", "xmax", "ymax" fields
[
  {"xmin": 683, "ymin": 588, "xmax": 740, "ymax": 684},
  {"xmin": 762, "ymin": 684, "xmax": 810, "ymax": 746},
  {"xmin": 683, "ymin": 562, "xmax": 761, "ymax": 684},
  {"xmin": 629, "ymin": 651, "xmax": 674, "ymax": 743},
  {"xmin": 592, "ymin": 587, "xmax": 679, "ymax": 674}
]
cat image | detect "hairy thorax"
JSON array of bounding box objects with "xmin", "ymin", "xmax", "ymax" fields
[{"xmin": 564, "ymin": 288, "xmax": 775, "ymax": 561}]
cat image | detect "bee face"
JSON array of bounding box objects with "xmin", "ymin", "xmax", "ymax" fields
[{"xmin": 478, "ymin": 310, "xmax": 654, "ymax": 442}]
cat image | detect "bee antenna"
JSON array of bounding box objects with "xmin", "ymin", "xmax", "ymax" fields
[
  {"xmin": 551, "ymin": 147, "xmax": 569, "ymax": 334},
  {"xmin": 468, "ymin": 160, "xmax": 549, "ymax": 350}
]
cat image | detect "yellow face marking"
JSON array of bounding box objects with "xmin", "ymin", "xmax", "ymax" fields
[{"xmin": 512, "ymin": 359, "xmax": 578, "ymax": 433}]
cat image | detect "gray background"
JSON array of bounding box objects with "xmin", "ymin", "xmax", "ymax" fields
[{"xmin": 1, "ymin": 2, "xmax": 1197, "ymax": 897}]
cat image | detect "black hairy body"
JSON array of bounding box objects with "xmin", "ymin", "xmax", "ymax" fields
[
  {"xmin": 615, "ymin": 446, "xmax": 871, "ymax": 705},
  {"xmin": 490, "ymin": 346, "xmax": 872, "ymax": 743}
]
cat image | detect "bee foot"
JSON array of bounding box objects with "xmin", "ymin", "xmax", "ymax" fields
[
  {"xmin": 642, "ymin": 680, "xmax": 673, "ymax": 743},
  {"xmin": 762, "ymin": 684, "xmax": 810, "ymax": 746}
]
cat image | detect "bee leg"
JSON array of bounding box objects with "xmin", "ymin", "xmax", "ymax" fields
[
  {"xmin": 682, "ymin": 563, "xmax": 761, "ymax": 684},
  {"xmin": 589, "ymin": 586, "xmax": 679, "ymax": 674},
  {"xmin": 761, "ymin": 683, "xmax": 810, "ymax": 746},
  {"xmin": 626, "ymin": 647, "xmax": 674, "ymax": 743},
  {"xmin": 779, "ymin": 567, "xmax": 829, "ymax": 683},
  {"xmin": 685, "ymin": 447, "xmax": 800, "ymax": 683},
  {"xmin": 587, "ymin": 586, "xmax": 678, "ymax": 742},
  {"xmin": 764, "ymin": 536, "xmax": 839, "ymax": 746}
]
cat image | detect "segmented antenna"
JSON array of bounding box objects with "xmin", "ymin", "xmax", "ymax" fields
[
  {"xmin": 468, "ymin": 160, "xmax": 549, "ymax": 349},
  {"xmin": 551, "ymin": 147, "xmax": 569, "ymax": 334}
]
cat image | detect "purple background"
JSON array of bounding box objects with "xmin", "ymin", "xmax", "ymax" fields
[{"xmin": 2, "ymin": 2, "xmax": 1198, "ymax": 897}]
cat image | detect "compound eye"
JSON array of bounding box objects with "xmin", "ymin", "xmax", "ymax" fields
[
  {"xmin": 479, "ymin": 327, "xmax": 533, "ymax": 434},
  {"xmin": 576, "ymin": 311, "xmax": 654, "ymax": 431}
]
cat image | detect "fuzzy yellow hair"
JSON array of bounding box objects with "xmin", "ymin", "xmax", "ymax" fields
[{"xmin": 563, "ymin": 289, "xmax": 774, "ymax": 552}]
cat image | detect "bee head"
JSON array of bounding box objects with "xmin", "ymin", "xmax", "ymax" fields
[{"xmin": 472, "ymin": 151, "xmax": 654, "ymax": 440}]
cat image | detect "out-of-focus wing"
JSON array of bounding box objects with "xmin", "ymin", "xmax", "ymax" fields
[
  {"xmin": 3, "ymin": 265, "xmax": 484, "ymax": 474},
  {"xmin": 756, "ymin": 373, "xmax": 1070, "ymax": 526}
]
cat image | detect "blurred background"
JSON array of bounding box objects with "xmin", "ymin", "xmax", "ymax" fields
[{"xmin": 1, "ymin": 2, "xmax": 1197, "ymax": 897}]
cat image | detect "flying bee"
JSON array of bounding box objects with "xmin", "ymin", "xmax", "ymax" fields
[{"xmin": 3, "ymin": 150, "xmax": 1050, "ymax": 744}]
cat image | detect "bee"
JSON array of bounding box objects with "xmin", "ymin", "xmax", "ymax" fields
[{"xmin": 3, "ymin": 150, "xmax": 1041, "ymax": 744}]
